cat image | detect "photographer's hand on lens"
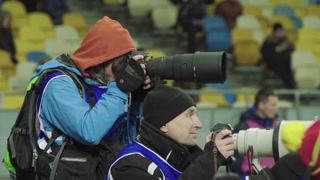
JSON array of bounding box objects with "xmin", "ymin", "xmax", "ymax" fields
[
  {"xmin": 215, "ymin": 130, "xmax": 234, "ymax": 159},
  {"xmin": 130, "ymin": 55, "xmax": 154, "ymax": 102},
  {"xmin": 115, "ymin": 54, "xmax": 153, "ymax": 93}
]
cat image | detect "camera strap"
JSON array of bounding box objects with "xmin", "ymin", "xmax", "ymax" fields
[{"xmin": 212, "ymin": 131, "xmax": 218, "ymax": 174}]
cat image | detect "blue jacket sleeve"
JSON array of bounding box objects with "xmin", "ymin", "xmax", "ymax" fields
[{"xmin": 39, "ymin": 75, "xmax": 128, "ymax": 145}]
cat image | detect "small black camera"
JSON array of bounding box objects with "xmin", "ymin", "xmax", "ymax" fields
[
  {"xmin": 211, "ymin": 122, "xmax": 233, "ymax": 135},
  {"xmin": 211, "ymin": 123, "xmax": 235, "ymax": 166}
]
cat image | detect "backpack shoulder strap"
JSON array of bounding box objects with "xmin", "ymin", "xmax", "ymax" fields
[{"xmin": 56, "ymin": 53, "xmax": 95, "ymax": 107}]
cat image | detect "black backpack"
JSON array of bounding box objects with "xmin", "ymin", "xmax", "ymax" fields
[{"xmin": 5, "ymin": 54, "xmax": 123, "ymax": 180}]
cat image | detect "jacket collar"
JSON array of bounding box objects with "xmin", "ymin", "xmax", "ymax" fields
[{"xmin": 137, "ymin": 121, "xmax": 202, "ymax": 171}]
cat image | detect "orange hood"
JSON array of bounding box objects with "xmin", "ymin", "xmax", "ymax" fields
[{"xmin": 71, "ymin": 16, "xmax": 136, "ymax": 77}]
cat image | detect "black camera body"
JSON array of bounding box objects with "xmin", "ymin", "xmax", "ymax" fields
[
  {"xmin": 211, "ymin": 122, "xmax": 233, "ymax": 136},
  {"xmin": 211, "ymin": 123, "xmax": 234, "ymax": 166}
]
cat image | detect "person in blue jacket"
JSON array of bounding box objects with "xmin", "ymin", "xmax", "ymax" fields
[
  {"xmin": 107, "ymin": 85, "xmax": 234, "ymax": 180},
  {"xmin": 17, "ymin": 16, "xmax": 152, "ymax": 179},
  {"xmin": 231, "ymin": 88, "xmax": 280, "ymax": 178}
]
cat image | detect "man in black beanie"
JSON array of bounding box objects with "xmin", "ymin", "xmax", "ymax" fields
[
  {"xmin": 107, "ymin": 85, "xmax": 234, "ymax": 180},
  {"xmin": 261, "ymin": 22, "xmax": 295, "ymax": 89}
]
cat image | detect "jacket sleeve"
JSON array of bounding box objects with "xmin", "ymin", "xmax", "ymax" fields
[
  {"xmin": 109, "ymin": 154, "xmax": 163, "ymax": 180},
  {"xmin": 40, "ymin": 75, "xmax": 128, "ymax": 145}
]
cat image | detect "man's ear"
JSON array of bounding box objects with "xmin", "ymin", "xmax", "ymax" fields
[{"xmin": 160, "ymin": 125, "xmax": 168, "ymax": 133}]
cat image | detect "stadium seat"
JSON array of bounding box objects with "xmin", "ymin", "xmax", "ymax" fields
[
  {"xmin": 62, "ymin": 13, "xmax": 90, "ymax": 38},
  {"xmin": 231, "ymin": 28, "xmax": 254, "ymax": 45},
  {"xmin": 295, "ymin": 41, "xmax": 320, "ymax": 57},
  {"xmin": 44, "ymin": 38, "xmax": 79, "ymax": 59},
  {"xmin": 54, "ymin": 25, "xmax": 81, "ymax": 44},
  {"xmin": 289, "ymin": 16, "xmax": 302, "ymax": 29},
  {"xmin": 243, "ymin": 5, "xmax": 263, "ymax": 17},
  {"xmin": 2, "ymin": 1, "xmax": 27, "ymax": 16},
  {"xmin": 294, "ymin": 65, "xmax": 320, "ymax": 89},
  {"xmin": 203, "ymin": 15, "xmax": 231, "ymax": 51},
  {"xmin": 302, "ymin": 16, "xmax": 320, "ymax": 30},
  {"xmin": 203, "ymin": 15, "xmax": 228, "ymax": 33},
  {"xmin": 151, "ymin": 4, "xmax": 178, "ymax": 31},
  {"xmin": 252, "ymin": 30, "xmax": 266, "ymax": 45},
  {"xmin": 0, "ymin": 50, "xmax": 16, "ymax": 77},
  {"xmin": 204, "ymin": 83, "xmax": 236, "ymax": 105},
  {"xmin": 18, "ymin": 26, "xmax": 47, "ymax": 52},
  {"xmin": 291, "ymin": 50, "xmax": 317, "ymax": 71},
  {"xmin": 297, "ymin": 28, "xmax": 320, "ymax": 42},
  {"xmin": 15, "ymin": 62, "xmax": 37, "ymax": 78},
  {"xmin": 3, "ymin": 94, "xmax": 25, "ymax": 110},
  {"xmin": 294, "ymin": 7, "xmax": 305, "ymax": 19},
  {"xmin": 246, "ymin": 0, "xmax": 270, "ymax": 7},
  {"xmin": 199, "ymin": 87, "xmax": 230, "ymax": 107},
  {"xmin": 127, "ymin": 0, "xmax": 152, "ymax": 18},
  {"xmin": 273, "ymin": 5, "xmax": 295, "ymax": 17},
  {"xmin": 270, "ymin": 0, "xmax": 302, "ymax": 8},
  {"xmin": 256, "ymin": 16, "xmax": 270, "ymax": 31},
  {"xmin": 235, "ymin": 86, "xmax": 256, "ymax": 104},
  {"xmin": 27, "ymin": 51, "xmax": 49, "ymax": 64},
  {"xmin": 233, "ymin": 41, "xmax": 260, "ymax": 65},
  {"xmin": 305, "ymin": 6, "xmax": 320, "ymax": 16},
  {"xmin": 236, "ymin": 15, "xmax": 261, "ymax": 30},
  {"xmin": 28, "ymin": 12, "xmax": 55, "ymax": 38}
]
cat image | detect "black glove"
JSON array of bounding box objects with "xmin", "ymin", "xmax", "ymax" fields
[
  {"xmin": 131, "ymin": 84, "xmax": 152, "ymax": 102},
  {"xmin": 115, "ymin": 58, "xmax": 145, "ymax": 92}
]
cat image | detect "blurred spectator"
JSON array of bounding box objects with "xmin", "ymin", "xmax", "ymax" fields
[
  {"xmin": 41, "ymin": 0, "xmax": 69, "ymax": 25},
  {"xmin": 0, "ymin": 11, "xmax": 18, "ymax": 64},
  {"xmin": 20, "ymin": 0, "xmax": 41, "ymax": 13},
  {"xmin": 261, "ymin": 23, "xmax": 295, "ymax": 89},
  {"xmin": 177, "ymin": 0, "xmax": 207, "ymax": 53},
  {"xmin": 214, "ymin": 0, "xmax": 242, "ymax": 29},
  {"xmin": 231, "ymin": 88, "xmax": 280, "ymax": 178}
]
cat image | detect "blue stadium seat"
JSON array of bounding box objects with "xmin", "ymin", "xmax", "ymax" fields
[
  {"xmin": 273, "ymin": 5, "xmax": 295, "ymax": 17},
  {"xmin": 203, "ymin": 15, "xmax": 231, "ymax": 51},
  {"xmin": 203, "ymin": 15, "xmax": 228, "ymax": 33},
  {"xmin": 27, "ymin": 51, "xmax": 49, "ymax": 64},
  {"xmin": 289, "ymin": 16, "xmax": 302, "ymax": 29},
  {"xmin": 205, "ymin": 83, "xmax": 236, "ymax": 105}
]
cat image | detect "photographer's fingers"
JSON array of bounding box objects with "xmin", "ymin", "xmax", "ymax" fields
[
  {"xmin": 215, "ymin": 129, "xmax": 232, "ymax": 140},
  {"xmin": 132, "ymin": 55, "xmax": 147, "ymax": 76},
  {"xmin": 143, "ymin": 76, "xmax": 152, "ymax": 89},
  {"xmin": 216, "ymin": 143, "xmax": 234, "ymax": 158},
  {"xmin": 206, "ymin": 132, "xmax": 213, "ymax": 143}
]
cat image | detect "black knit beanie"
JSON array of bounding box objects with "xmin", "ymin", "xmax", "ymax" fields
[{"xmin": 143, "ymin": 85, "xmax": 196, "ymax": 129}]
